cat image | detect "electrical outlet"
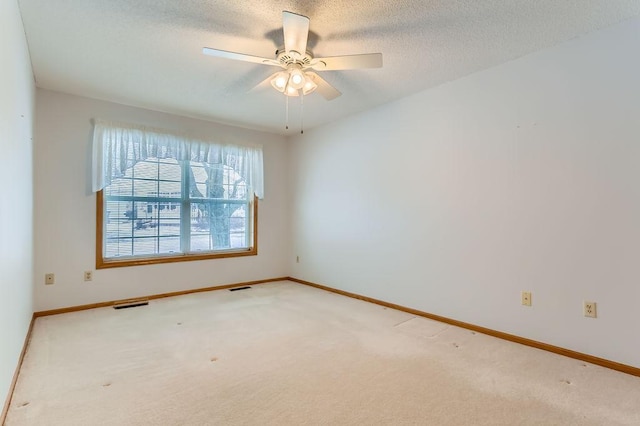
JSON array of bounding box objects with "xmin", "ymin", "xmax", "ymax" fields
[
  {"xmin": 584, "ymin": 301, "xmax": 597, "ymax": 318},
  {"xmin": 521, "ymin": 291, "xmax": 532, "ymax": 306},
  {"xmin": 296, "ymin": 256, "xmax": 300, "ymax": 263},
  {"xmin": 45, "ymin": 273, "xmax": 55, "ymax": 285},
  {"xmin": 84, "ymin": 271, "xmax": 93, "ymax": 282}
]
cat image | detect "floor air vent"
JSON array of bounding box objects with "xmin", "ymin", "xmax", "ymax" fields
[
  {"xmin": 229, "ymin": 286, "xmax": 251, "ymax": 292},
  {"xmin": 113, "ymin": 299, "xmax": 149, "ymax": 309}
]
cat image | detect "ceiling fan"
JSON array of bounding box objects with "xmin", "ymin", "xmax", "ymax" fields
[{"xmin": 202, "ymin": 11, "xmax": 383, "ymax": 101}]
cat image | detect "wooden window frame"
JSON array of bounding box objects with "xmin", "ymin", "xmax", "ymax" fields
[{"xmin": 96, "ymin": 191, "xmax": 257, "ymax": 269}]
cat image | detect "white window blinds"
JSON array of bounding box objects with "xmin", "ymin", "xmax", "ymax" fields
[{"xmin": 91, "ymin": 119, "xmax": 264, "ymax": 199}]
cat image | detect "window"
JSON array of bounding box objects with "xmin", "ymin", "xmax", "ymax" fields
[{"xmin": 93, "ymin": 120, "xmax": 263, "ymax": 268}]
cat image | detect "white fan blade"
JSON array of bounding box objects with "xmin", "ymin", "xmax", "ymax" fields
[
  {"xmin": 202, "ymin": 47, "xmax": 281, "ymax": 67},
  {"xmin": 306, "ymin": 72, "xmax": 341, "ymax": 100},
  {"xmin": 282, "ymin": 11, "xmax": 309, "ymax": 59},
  {"xmin": 309, "ymin": 53, "xmax": 382, "ymax": 71}
]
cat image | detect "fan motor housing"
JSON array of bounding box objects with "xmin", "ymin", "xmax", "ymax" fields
[{"xmin": 275, "ymin": 48, "xmax": 313, "ymax": 67}]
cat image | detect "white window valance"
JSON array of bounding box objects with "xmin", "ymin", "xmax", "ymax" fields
[{"xmin": 91, "ymin": 119, "xmax": 264, "ymax": 199}]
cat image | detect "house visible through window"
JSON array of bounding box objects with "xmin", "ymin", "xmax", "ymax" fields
[{"xmin": 93, "ymin": 120, "xmax": 263, "ymax": 268}]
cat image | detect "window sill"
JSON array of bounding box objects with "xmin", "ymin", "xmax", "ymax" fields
[{"xmin": 96, "ymin": 247, "xmax": 257, "ymax": 269}]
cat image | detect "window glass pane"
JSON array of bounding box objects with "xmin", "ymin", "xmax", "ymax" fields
[
  {"xmin": 104, "ymin": 201, "xmax": 133, "ymax": 257},
  {"xmin": 158, "ymin": 160, "xmax": 181, "ymax": 181},
  {"xmin": 133, "ymin": 160, "xmax": 158, "ymax": 180},
  {"xmin": 159, "ymin": 181, "xmax": 181, "ymax": 197},
  {"xmin": 133, "ymin": 202, "xmax": 156, "ymax": 238},
  {"xmin": 158, "ymin": 204, "xmax": 181, "ymax": 254},
  {"xmin": 129, "ymin": 202, "xmax": 182, "ymax": 255},
  {"xmin": 133, "ymin": 180, "xmax": 157, "ymax": 198},
  {"xmin": 190, "ymin": 202, "xmax": 212, "ymax": 251},
  {"xmin": 158, "ymin": 236, "xmax": 181, "ymax": 253},
  {"xmin": 105, "ymin": 178, "xmax": 132, "ymax": 197},
  {"xmin": 133, "ymin": 237, "xmax": 156, "ymax": 256},
  {"xmin": 188, "ymin": 162, "xmax": 248, "ymax": 201},
  {"xmin": 189, "ymin": 163, "xmax": 209, "ymax": 198},
  {"xmin": 106, "ymin": 238, "xmax": 132, "ymax": 258},
  {"xmin": 190, "ymin": 202, "xmax": 248, "ymax": 251},
  {"xmin": 225, "ymin": 178, "xmax": 247, "ymax": 200},
  {"xmin": 230, "ymin": 205, "xmax": 248, "ymax": 248},
  {"xmin": 209, "ymin": 202, "xmax": 231, "ymax": 249},
  {"xmin": 224, "ymin": 165, "xmax": 247, "ymax": 201}
]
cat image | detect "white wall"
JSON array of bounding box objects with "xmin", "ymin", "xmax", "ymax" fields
[
  {"xmin": 34, "ymin": 90, "xmax": 289, "ymax": 311},
  {"xmin": 289, "ymin": 17, "xmax": 640, "ymax": 367},
  {"xmin": 0, "ymin": 0, "xmax": 35, "ymax": 409}
]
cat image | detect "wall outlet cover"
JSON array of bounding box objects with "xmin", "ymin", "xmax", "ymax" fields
[{"xmin": 584, "ymin": 301, "xmax": 597, "ymax": 318}]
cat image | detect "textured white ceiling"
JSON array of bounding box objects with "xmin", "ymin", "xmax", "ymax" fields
[{"xmin": 17, "ymin": 0, "xmax": 640, "ymax": 135}]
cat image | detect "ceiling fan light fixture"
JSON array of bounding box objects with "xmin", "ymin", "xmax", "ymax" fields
[
  {"xmin": 302, "ymin": 76, "xmax": 317, "ymax": 95},
  {"xmin": 275, "ymin": 76, "xmax": 287, "ymax": 89},
  {"xmin": 289, "ymin": 68, "xmax": 305, "ymax": 89},
  {"xmin": 291, "ymin": 73, "xmax": 303, "ymax": 85},
  {"xmin": 286, "ymin": 85, "xmax": 299, "ymax": 97},
  {"xmin": 270, "ymin": 71, "xmax": 289, "ymax": 92}
]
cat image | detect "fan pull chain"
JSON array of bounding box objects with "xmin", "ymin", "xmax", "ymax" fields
[
  {"xmin": 285, "ymin": 94, "xmax": 289, "ymax": 130},
  {"xmin": 300, "ymin": 92, "xmax": 304, "ymax": 134}
]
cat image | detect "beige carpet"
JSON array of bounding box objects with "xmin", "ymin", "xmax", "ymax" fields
[{"xmin": 6, "ymin": 281, "xmax": 640, "ymax": 425}]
